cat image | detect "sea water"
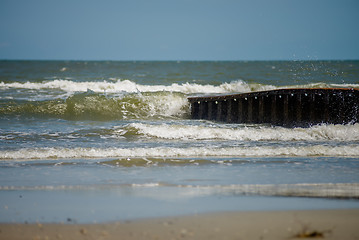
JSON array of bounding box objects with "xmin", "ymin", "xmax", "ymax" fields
[{"xmin": 0, "ymin": 60, "xmax": 359, "ymax": 223}]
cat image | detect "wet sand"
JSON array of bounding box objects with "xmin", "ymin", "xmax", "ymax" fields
[{"xmin": 1, "ymin": 209, "xmax": 358, "ymax": 240}]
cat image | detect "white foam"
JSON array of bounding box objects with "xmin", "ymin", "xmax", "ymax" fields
[
  {"xmin": 124, "ymin": 123, "xmax": 359, "ymax": 141},
  {"xmin": 136, "ymin": 92, "xmax": 189, "ymax": 118},
  {"xmin": 0, "ymin": 79, "xmax": 257, "ymax": 94},
  {"xmin": 1, "ymin": 144, "xmax": 358, "ymax": 160},
  {"xmin": 3, "ymin": 79, "xmax": 356, "ymax": 95}
]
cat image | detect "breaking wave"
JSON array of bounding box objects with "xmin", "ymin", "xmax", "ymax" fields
[
  {"xmin": 0, "ymin": 79, "xmax": 272, "ymax": 94},
  {"xmin": 1, "ymin": 144, "xmax": 358, "ymax": 160},
  {"xmin": 1, "ymin": 79, "xmax": 358, "ymax": 120},
  {"xmin": 0, "ymin": 91, "xmax": 189, "ymax": 120},
  {"xmin": 123, "ymin": 122, "xmax": 359, "ymax": 141},
  {"xmin": 1, "ymin": 79, "xmax": 358, "ymax": 95}
]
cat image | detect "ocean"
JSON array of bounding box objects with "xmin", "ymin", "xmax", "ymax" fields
[{"xmin": 1, "ymin": 60, "xmax": 359, "ymax": 223}]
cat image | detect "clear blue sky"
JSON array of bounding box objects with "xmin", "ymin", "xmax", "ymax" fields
[{"xmin": 0, "ymin": 0, "xmax": 358, "ymax": 61}]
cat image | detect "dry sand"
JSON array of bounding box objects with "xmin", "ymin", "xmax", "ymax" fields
[{"xmin": 1, "ymin": 209, "xmax": 358, "ymax": 240}]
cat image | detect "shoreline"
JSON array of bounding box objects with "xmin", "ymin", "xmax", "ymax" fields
[{"xmin": 1, "ymin": 209, "xmax": 358, "ymax": 240}]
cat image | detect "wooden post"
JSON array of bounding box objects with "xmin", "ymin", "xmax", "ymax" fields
[
  {"xmin": 258, "ymin": 95, "xmax": 265, "ymax": 123},
  {"xmin": 283, "ymin": 94, "xmax": 289, "ymax": 126},
  {"xmin": 271, "ymin": 95, "xmax": 277, "ymax": 124}
]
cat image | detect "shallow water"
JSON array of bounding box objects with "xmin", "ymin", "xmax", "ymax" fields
[{"xmin": 1, "ymin": 60, "xmax": 359, "ymax": 223}]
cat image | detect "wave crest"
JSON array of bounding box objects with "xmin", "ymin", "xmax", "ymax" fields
[
  {"xmin": 0, "ymin": 91, "xmax": 189, "ymax": 120},
  {"xmin": 123, "ymin": 122, "xmax": 359, "ymax": 141},
  {"xmin": 1, "ymin": 144, "xmax": 358, "ymax": 160},
  {"xmin": 2, "ymin": 79, "xmax": 358, "ymax": 95}
]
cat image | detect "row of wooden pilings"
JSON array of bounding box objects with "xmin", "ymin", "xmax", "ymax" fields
[{"xmin": 188, "ymin": 88, "xmax": 359, "ymax": 127}]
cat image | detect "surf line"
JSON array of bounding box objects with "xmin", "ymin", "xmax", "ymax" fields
[{"xmin": 188, "ymin": 88, "xmax": 359, "ymax": 127}]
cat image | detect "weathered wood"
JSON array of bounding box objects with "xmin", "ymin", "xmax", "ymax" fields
[{"xmin": 188, "ymin": 88, "xmax": 359, "ymax": 127}]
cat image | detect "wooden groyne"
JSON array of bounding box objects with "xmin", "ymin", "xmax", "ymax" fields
[{"xmin": 188, "ymin": 88, "xmax": 359, "ymax": 127}]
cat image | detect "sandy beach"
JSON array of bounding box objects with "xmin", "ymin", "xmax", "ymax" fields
[{"xmin": 1, "ymin": 209, "xmax": 358, "ymax": 240}]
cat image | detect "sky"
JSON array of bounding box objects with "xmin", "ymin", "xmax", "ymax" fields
[{"xmin": 0, "ymin": 0, "xmax": 358, "ymax": 61}]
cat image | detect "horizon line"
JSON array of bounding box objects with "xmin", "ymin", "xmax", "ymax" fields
[{"xmin": 1, "ymin": 58, "xmax": 359, "ymax": 62}]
